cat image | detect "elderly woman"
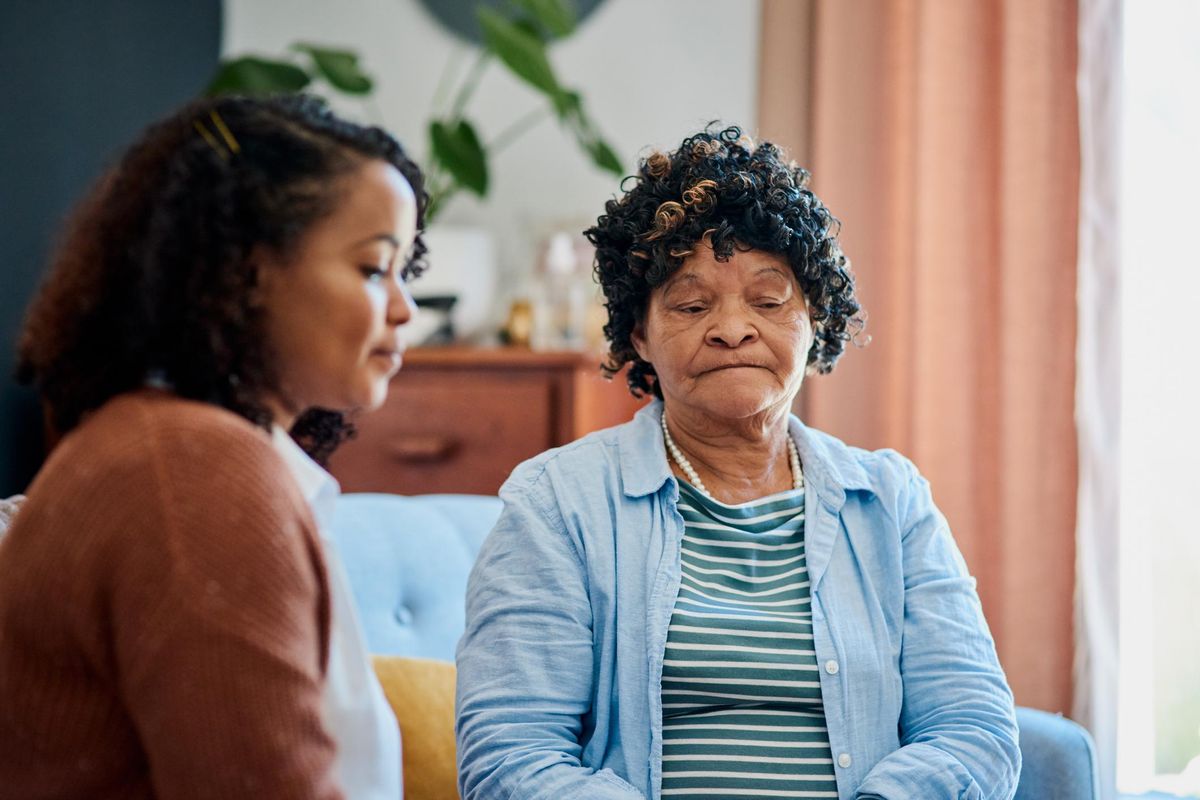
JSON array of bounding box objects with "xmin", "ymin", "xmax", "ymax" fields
[
  {"xmin": 455, "ymin": 126, "xmax": 1020, "ymax": 799},
  {"xmin": 0, "ymin": 95, "xmax": 423, "ymax": 797}
]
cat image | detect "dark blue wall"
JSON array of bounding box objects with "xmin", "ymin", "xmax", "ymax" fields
[{"xmin": 0, "ymin": 0, "xmax": 222, "ymax": 494}]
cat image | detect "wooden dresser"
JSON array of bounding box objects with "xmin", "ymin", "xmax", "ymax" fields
[{"xmin": 328, "ymin": 347, "xmax": 647, "ymax": 496}]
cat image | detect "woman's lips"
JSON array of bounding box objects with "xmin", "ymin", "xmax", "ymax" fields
[
  {"xmin": 701, "ymin": 363, "xmax": 763, "ymax": 374},
  {"xmin": 370, "ymin": 349, "xmax": 403, "ymax": 370}
]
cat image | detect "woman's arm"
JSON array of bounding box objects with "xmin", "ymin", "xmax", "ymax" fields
[
  {"xmin": 854, "ymin": 457, "xmax": 1021, "ymax": 800},
  {"xmin": 109, "ymin": 422, "xmax": 342, "ymax": 799},
  {"xmin": 455, "ymin": 477, "xmax": 645, "ymax": 800}
]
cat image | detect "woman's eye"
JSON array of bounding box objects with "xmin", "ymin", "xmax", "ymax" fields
[
  {"xmin": 678, "ymin": 305, "xmax": 705, "ymax": 314},
  {"xmin": 360, "ymin": 265, "xmax": 388, "ymax": 282},
  {"xmin": 757, "ymin": 301, "xmax": 783, "ymax": 309}
]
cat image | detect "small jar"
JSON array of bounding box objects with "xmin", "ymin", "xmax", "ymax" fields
[{"xmin": 502, "ymin": 298, "xmax": 534, "ymax": 348}]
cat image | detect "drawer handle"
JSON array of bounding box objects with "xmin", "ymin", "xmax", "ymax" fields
[{"xmin": 389, "ymin": 435, "xmax": 457, "ymax": 463}]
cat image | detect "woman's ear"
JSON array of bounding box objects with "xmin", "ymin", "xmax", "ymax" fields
[
  {"xmin": 631, "ymin": 319, "xmax": 649, "ymax": 363},
  {"xmin": 804, "ymin": 322, "xmax": 819, "ymax": 376},
  {"xmin": 249, "ymin": 244, "xmax": 285, "ymax": 308}
]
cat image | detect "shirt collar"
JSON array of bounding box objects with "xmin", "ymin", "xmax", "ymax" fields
[
  {"xmin": 618, "ymin": 399, "xmax": 874, "ymax": 509},
  {"xmin": 787, "ymin": 414, "xmax": 873, "ymax": 511},
  {"xmin": 617, "ymin": 401, "xmax": 674, "ymax": 498},
  {"xmin": 270, "ymin": 425, "xmax": 341, "ymax": 534}
]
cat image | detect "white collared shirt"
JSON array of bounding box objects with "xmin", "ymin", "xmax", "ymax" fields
[{"xmin": 271, "ymin": 427, "xmax": 402, "ymax": 799}]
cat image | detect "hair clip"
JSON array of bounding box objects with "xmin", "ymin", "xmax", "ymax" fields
[
  {"xmin": 208, "ymin": 110, "xmax": 241, "ymax": 154},
  {"xmin": 193, "ymin": 119, "xmax": 229, "ymax": 160},
  {"xmin": 193, "ymin": 110, "xmax": 241, "ymax": 160}
]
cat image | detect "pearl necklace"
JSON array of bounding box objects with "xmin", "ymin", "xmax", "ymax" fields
[{"xmin": 661, "ymin": 412, "xmax": 804, "ymax": 501}]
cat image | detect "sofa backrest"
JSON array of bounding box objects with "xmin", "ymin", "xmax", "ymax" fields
[{"xmin": 331, "ymin": 493, "xmax": 501, "ymax": 661}]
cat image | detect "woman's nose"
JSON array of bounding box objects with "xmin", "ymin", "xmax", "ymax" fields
[
  {"xmin": 387, "ymin": 279, "xmax": 416, "ymax": 327},
  {"xmin": 705, "ymin": 304, "xmax": 758, "ymax": 348}
]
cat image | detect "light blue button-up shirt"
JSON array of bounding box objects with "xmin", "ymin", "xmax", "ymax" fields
[{"xmin": 456, "ymin": 401, "xmax": 1020, "ymax": 800}]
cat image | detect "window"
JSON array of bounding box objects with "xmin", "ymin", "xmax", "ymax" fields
[{"xmin": 1116, "ymin": 1, "xmax": 1200, "ymax": 797}]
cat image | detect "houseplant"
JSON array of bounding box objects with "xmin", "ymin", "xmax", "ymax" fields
[{"xmin": 206, "ymin": 0, "xmax": 622, "ymax": 222}]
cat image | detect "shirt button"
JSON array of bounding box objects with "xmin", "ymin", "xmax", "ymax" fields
[
  {"xmin": 825, "ymin": 659, "xmax": 840, "ymax": 675},
  {"xmin": 838, "ymin": 753, "xmax": 852, "ymax": 769}
]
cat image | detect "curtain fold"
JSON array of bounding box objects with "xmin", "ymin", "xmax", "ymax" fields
[{"xmin": 760, "ymin": 0, "xmax": 1081, "ymax": 714}]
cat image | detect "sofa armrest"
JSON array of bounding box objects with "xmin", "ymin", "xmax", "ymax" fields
[{"xmin": 1014, "ymin": 706, "xmax": 1100, "ymax": 800}]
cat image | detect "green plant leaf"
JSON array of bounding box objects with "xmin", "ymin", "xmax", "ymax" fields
[
  {"xmin": 293, "ymin": 44, "xmax": 373, "ymax": 95},
  {"xmin": 585, "ymin": 137, "xmax": 624, "ymax": 176},
  {"xmin": 554, "ymin": 96, "xmax": 622, "ymax": 177},
  {"xmin": 429, "ymin": 119, "xmax": 489, "ymax": 196},
  {"xmin": 478, "ymin": 6, "xmax": 559, "ymax": 97},
  {"xmin": 206, "ymin": 57, "xmax": 311, "ymax": 96},
  {"xmin": 513, "ymin": 0, "xmax": 576, "ymax": 38},
  {"xmin": 512, "ymin": 17, "xmax": 549, "ymax": 45},
  {"xmin": 552, "ymin": 88, "xmax": 582, "ymax": 120}
]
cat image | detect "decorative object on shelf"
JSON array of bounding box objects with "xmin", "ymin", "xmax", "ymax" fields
[
  {"xmin": 409, "ymin": 296, "xmax": 458, "ymax": 346},
  {"xmin": 501, "ymin": 298, "xmax": 534, "ymax": 348},
  {"xmin": 531, "ymin": 231, "xmax": 592, "ymax": 351},
  {"xmin": 413, "ymin": 225, "xmax": 498, "ymax": 341},
  {"xmin": 206, "ymin": 0, "xmax": 622, "ymax": 223}
]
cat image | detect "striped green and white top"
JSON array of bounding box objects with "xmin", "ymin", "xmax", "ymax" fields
[{"xmin": 660, "ymin": 481, "xmax": 838, "ymax": 799}]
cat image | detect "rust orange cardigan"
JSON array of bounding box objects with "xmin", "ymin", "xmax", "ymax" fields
[{"xmin": 0, "ymin": 391, "xmax": 344, "ymax": 799}]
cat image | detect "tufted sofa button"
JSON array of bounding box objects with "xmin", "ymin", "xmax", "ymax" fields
[{"xmin": 393, "ymin": 605, "xmax": 415, "ymax": 626}]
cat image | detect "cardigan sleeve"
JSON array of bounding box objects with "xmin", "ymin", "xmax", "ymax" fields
[{"xmin": 107, "ymin": 415, "xmax": 343, "ymax": 800}]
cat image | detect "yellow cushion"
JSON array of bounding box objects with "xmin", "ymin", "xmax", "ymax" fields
[{"xmin": 373, "ymin": 655, "xmax": 459, "ymax": 800}]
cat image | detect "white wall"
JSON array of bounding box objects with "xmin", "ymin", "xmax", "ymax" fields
[{"xmin": 222, "ymin": 0, "xmax": 761, "ymax": 319}]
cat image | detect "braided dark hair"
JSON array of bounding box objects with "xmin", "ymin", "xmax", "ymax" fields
[
  {"xmin": 17, "ymin": 94, "xmax": 427, "ymax": 460},
  {"xmin": 585, "ymin": 124, "xmax": 863, "ymax": 399}
]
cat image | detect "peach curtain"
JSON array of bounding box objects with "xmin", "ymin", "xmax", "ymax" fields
[{"xmin": 760, "ymin": 0, "xmax": 1080, "ymax": 714}]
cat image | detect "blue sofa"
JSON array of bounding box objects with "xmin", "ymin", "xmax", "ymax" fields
[{"xmin": 332, "ymin": 492, "xmax": 1100, "ymax": 800}]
